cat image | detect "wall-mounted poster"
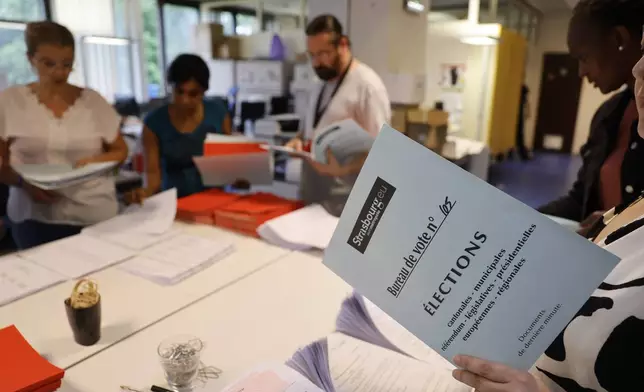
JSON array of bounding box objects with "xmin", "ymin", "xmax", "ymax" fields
[{"xmin": 439, "ymin": 63, "xmax": 466, "ymax": 91}]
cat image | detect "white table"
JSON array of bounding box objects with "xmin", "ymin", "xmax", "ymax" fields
[
  {"xmin": 0, "ymin": 222, "xmax": 290, "ymax": 370},
  {"xmin": 61, "ymin": 252, "xmax": 351, "ymax": 392}
]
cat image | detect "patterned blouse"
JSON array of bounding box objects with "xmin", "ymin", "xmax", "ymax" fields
[{"xmin": 533, "ymin": 195, "xmax": 644, "ymax": 391}]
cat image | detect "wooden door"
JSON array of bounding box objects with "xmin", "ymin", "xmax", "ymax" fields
[{"xmin": 533, "ymin": 53, "xmax": 582, "ymax": 153}]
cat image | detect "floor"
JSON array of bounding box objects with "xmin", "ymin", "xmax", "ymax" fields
[{"xmin": 488, "ymin": 152, "xmax": 582, "ymax": 209}]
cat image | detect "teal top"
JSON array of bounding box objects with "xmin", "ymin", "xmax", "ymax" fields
[{"xmin": 144, "ymin": 99, "xmax": 227, "ymax": 198}]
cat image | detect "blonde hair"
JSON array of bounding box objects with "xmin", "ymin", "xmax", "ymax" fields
[{"xmin": 25, "ymin": 21, "xmax": 75, "ymax": 57}]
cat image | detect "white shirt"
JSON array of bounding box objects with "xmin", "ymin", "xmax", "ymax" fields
[
  {"xmin": 0, "ymin": 86, "xmax": 121, "ymax": 225},
  {"xmin": 305, "ymin": 61, "xmax": 391, "ymax": 138}
]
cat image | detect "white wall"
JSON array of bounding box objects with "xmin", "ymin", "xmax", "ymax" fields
[{"xmin": 525, "ymin": 10, "xmax": 610, "ymax": 154}]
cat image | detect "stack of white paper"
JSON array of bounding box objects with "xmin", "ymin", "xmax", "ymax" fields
[
  {"xmin": 0, "ymin": 255, "xmax": 66, "ymax": 306},
  {"xmin": 19, "ymin": 235, "xmax": 135, "ymax": 279},
  {"xmin": 83, "ymin": 189, "xmax": 178, "ymax": 250},
  {"xmin": 257, "ymin": 204, "xmax": 339, "ymax": 250},
  {"xmin": 118, "ymin": 233, "xmax": 235, "ymax": 285},
  {"xmin": 14, "ymin": 161, "xmax": 119, "ymax": 190}
]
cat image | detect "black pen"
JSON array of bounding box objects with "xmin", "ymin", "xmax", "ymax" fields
[{"xmin": 151, "ymin": 386, "xmax": 174, "ymax": 392}]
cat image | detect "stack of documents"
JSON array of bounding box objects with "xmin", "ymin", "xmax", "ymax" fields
[
  {"xmin": 195, "ymin": 135, "xmax": 273, "ymax": 186},
  {"xmin": 82, "ymin": 189, "xmax": 178, "ymax": 250},
  {"xmin": 19, "ymin": 235, "xmax": 135, "ymax": 279},
  {"xmin": 0, "ymin": 325, "xmax": 64, "ymax": 392},
  {"xmin": 257, "ymin": 204, "xmax": 339, "ymax": 250},
  {"xmin": 0, "ymin": 255, "xmax": 66, "ymax": 306},
  {"xmin": 14, "ymin": 162, "xmax": 119, "ymax": 190},
  {"xmin": 176, "ymin": 189, "xmax": 242, "ymax": 224},
  {"xmin": 118, "ymin": 233, "xmax": 235, "ymax": 285}
]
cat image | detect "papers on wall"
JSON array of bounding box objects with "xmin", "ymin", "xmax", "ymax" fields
[
  {"xmin": 118, "ymin": 233, "xmax": 235, "ymax": 285},
  {"xmin": 14, "ymin": 161, "xmax": 118, "ymax": 190},
  {"xmin": 83, "ymin": 189, "xmax": 177, "ymax": 245},
  {"xmin": 323, "ymin": 125, "xmax": 620, "ymax": 370},
  {"xmin": 20, "ymin": 235, "xmax": 135, "ymax": 279},
  {"xmin": 0, "ymin": 256, "xmax": 66, "ymax": 306},
  {"xmin": 257, "ymin": 204, "xmax": 339, "ymax": 250}
]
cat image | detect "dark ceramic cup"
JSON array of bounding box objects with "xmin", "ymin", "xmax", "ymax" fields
[{"xmin": 64, "ymin": 296, "xmax": 101, "ymax": 346}]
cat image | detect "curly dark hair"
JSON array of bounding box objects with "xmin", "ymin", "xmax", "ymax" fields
[
  {"xmin": 167, "ymin": 53, "xmax": 210, "ymax": 90},
  {"xmin": 572, "ymin": 0, "xmax": 644, "ymax": 36}
]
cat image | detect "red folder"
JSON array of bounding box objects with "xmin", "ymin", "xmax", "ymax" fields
[
  {"xmin": 176, "ymin": 190, "xmax": 241, "ymax": 224},
  {"xmin": 203, "ymin": 142, "xmax": 266, "ymax": 156},
  {"xmin": 214, "ymin": 193, "xmax": 303, "ymax": 237},
  {"xmin": 0, "ymin": 325, "xmax": 64, "ymax": 392}
]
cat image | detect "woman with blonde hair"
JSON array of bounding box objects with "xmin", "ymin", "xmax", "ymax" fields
[{"xmin": 0, "ymin": 21, "xmax": 128, "ymax": 249}]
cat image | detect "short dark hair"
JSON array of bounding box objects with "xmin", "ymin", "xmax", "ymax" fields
[
  {"xmin": 167, "ymin": 54, "xmax": 210, "ymax": 90},
  {"xmin": 573, "ymin": 0, "xmax": 644, "ymax": 36},
  {"xmin": 306, "ymin": 14, "xmax": 343, "ymax": 43},
  {"xmin": 25, "ymin": 21, "xmax": 75, "ymax": 57}
]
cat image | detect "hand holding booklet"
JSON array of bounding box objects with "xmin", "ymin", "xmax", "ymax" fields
[{"xmin": 323, "ymin": 125, "xmax": 620, "ymax": 370}]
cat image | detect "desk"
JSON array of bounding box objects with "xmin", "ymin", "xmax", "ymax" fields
[
  {"xmin": 61, "ymin": 252, "xmax": 351, "ymax": 392},
  {"xmin": 0, "ymin": 223, "xmax": 290, "ymax": 370}
]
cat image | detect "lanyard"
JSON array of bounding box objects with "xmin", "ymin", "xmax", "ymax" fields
[{"xmin": 312, "ymin": 58, "xmax": 353, "ymax": 130}]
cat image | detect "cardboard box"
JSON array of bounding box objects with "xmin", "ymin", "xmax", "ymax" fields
[{"xmin": 217, "ymin": 36, "xmax": 241, "ymax": 59}]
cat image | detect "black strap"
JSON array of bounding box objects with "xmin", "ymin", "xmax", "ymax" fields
[{"xmin": 312, "ymin": 58, "xmax": 353, "ymax": 130}]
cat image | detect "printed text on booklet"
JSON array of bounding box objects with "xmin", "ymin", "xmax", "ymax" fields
[{"xmin": 324, "ymin": 125, "xmax": 619, "ymax": 370}]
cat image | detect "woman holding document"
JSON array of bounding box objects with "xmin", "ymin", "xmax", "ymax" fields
[
  {"xmin": 0, "ymin": 22, "xmax": 128, "ymax": 249},
  {"xmin": 453, "ymin": 2, "xmax": 644, "ymax": 391},
  {"xmin": 126, "ymin": 54, "xmax": 233, "ymax": 202}
]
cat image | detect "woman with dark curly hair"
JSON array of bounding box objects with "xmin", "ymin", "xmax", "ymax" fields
[{"xmin": 127, "ymin": 54, "xmax": 232, "ymax": 201}]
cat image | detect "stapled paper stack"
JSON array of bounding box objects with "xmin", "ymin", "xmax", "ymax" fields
[
  {"xmin": 214, "ymin": 193, "xmax": 303, "ymax": 237},
  {"xmin": 176, "ymin": 189, "xmax": 242, "ymax": 225},
  {"xmin": 0, "ymin": 325, "xmax": 64, "ymax": 392},
  {"xmin": 14, "ymin": 162, "xmax": 119, "ymax": 190}
]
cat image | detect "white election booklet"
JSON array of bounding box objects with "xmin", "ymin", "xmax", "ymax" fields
[
  {"xmin": 323, "ymin": 125, "xmax": 620, "ymax": 370},
  {"xmin": 194, "ymin": 152, "xmax": 273, "ymax": 186},
  {"xmin": 14, "ymin": 161, "xmax": 118, "ymax": 189}
]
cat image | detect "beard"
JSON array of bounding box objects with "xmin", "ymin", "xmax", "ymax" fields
[{"xmin": 314, "ymin": 54, "xmax": 342, "ymax": 81}]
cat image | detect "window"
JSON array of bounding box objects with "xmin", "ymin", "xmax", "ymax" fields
[
  {"xmin": 235, "ymin": 13, "xmax": 257, "ymax": 36},
  {"xmin": 141, "ymin": 0, "xmax": 162, "ymax": 98},
  {"xmin": 0, "ymin": 23, "xmax": 31, "ymax": 88},
  {"xmin": 0, "ymin": 0, "xmax": 48, "ymax": 88},
  {"xmin": 163, "ymin": 3, "xmax": 199, "ymax": 65},
  {"xmin": 0, "ymin": 0, "xmax": 46, "ymax": 22},
  {"xmin": 212, "ymin": 11, "xmax": 234, "ymax": 36}
]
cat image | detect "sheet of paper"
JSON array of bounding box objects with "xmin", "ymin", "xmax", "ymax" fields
[
  {"xmin": 257, "ymin": 204, "xmax": 339, "ymax": 250},
  {"xmin": 85, "ymin": 188, "xmax": 177, "ymax": 236},
  {"xmin": 328, "ymin": 334, "xmax": 470, "ymax": 392},
  {"xmin": 83, "ymin": 227, "xmax": 180, "ymax": 251},
  {"xmin": 323, "ymin": 125, "xmax": 620, "ymax": 370},
  {"xmin": 19, "ymin": 235, "xmax": 135, "ymax": 279},
  {"xmin": 311, "ymin": 119, "xmax": 375, "ymax": 165},
  {"xmin": 118, "ymin": 234, "xmax": 235, "ymax": 285},
  {"xmin": 194, "ymin": 152, "xmax": 273, "ymax": 186},
  {"xmin": 0, "ymin": 255, "xmax": 66, "ymax": 306},
  {"xmin": 220, "ymin": 365, "xmax": 323, "ymax": 392}
]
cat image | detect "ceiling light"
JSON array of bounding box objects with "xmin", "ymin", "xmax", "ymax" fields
[{"xmin": 404, "ymin": 0, "xmax": 426, "ymax": 13}]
